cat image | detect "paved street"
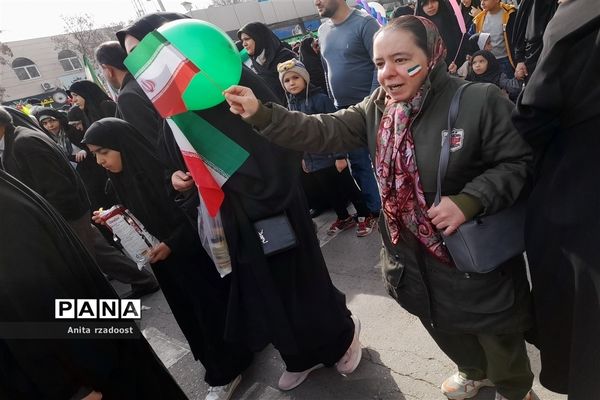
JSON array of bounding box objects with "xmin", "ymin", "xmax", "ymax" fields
[{"xmin": 114, "ymin": 211, "xmax": 568, "ymax": 400}]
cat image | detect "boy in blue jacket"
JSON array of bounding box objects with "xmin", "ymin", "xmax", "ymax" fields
[{"xmin": 278, "ymin": 59, "xmax": 376, "ymax": 237}]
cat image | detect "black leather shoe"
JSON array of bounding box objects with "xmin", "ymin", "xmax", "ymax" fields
[{"xmin": 122, "ymin": 284, "xmax": 160, "ymax": 299}]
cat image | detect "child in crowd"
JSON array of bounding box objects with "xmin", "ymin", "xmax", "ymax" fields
[
  {"xmin": 277, "ymin": 59, "xmax": 376, "ymax": 237},
  {"xmin": 451, "ymin": 32, "xmax": 492, "ymax": 77},
  {"xmin": 467, "ymin": 50, "xmax": 523, "ymax": 100}
]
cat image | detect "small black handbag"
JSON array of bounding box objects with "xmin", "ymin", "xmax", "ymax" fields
[
  {"xmin": 253, "ymin": 213, "xmax": 298, "ymax": 256},
  {"xmin": 434, "ymin": 83, "xmax": 526, "ymax": 273}
]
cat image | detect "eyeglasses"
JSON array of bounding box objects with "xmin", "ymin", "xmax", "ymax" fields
[{"xmin": 277, "ymin": 59, "xmax": 298, "ymax": 73}]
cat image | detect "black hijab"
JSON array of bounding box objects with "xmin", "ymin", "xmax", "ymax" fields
[
  {"xmin": 237, "ymin": 22, "xmax": 285, "ymax": 67},
  {"xmin": 299, "ymin": 37, "xmax": 327, "ymax": 92},
  {"xmin": 32, "ymin": 107, "xmax": 69, "ymax": 133},
  {"xmin": 237, "ymin": 22, "xmax": 296, "ymax": 103},
  {"xmin": 467, "ymin": 50, "xmax": 501, "ymax": 85},
  {"xmin": 116, "ymin": 12, "xmax": 190, "ymax": 50},
  {"xmin": 67, "ymin": 80, "xmax": 115, "ymax": 128},
  {"xmin": 82, "ymin": 118, "xmax": 181, "ymax": 241},
  {"xmin": 415, "ymin": 0, "xmax": 466, "ymax": 65}
]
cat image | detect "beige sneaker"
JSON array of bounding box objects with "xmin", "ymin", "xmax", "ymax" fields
[{"xmin": 441, "ymin": 372, "xmax": 494, "ymax": 399}]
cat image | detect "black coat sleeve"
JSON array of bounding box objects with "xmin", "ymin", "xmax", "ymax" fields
[
  {"xmin": 117, "ymin": 91, "xmax": 163, "ymax": 146},
  {"xmin": 13, "ymin": 137, "xmax": 88, "ymax": 220}
]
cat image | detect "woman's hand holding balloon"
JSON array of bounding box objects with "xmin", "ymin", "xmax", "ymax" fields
[{"xmin": 223, "ymin": 86, "xmax": 260, "ymax": 118}]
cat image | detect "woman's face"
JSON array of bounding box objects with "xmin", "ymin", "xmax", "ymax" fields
[
  {"xmin": 87, "ymin": 144, "xmax": 123, "ymax": 173},
  {"xmin": 374, "ymin": 29, "xmax": 429, "ymax": 102},
  {"xmin": 124, "ymin": 34, "xmax": 141, "ymax": 54},
  {"xmin": 471, "ymin": 55, "xmax": 488, "ymax": 75},
  {"xmin": 70, "ymin": 92, "xmax": 85, "ymax": 110},
  {"xmin": 461, "ymin": 0, "xmax": 472, "ymax": 7},
  {"xmin": 240, "ymin": 33, "xmax": 256, "ymax": 56},
  {"xmin": 422, "ymin": 0, "xmax": 440, "ymax": 16}
]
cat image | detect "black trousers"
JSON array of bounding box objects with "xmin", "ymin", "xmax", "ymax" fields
[{"xmin": 310, "ymin": 166, "xmax": 370, "ymax": 219}]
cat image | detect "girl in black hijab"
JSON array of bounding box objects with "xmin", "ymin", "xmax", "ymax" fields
[
  {"xmin": 83, "ymin": 118, "xmax": 252, "ymax": 387},
  {"xmin": 82, "ymin": 118, "xmax": 253, "ymax": 394},
  {"xmin": 117, "ymin": 13, "xmax": 359, "ymax": 392},
  {"xmin": 416, "ymin": 0, "xmax": 467, "ymax": 66},
  {"xmin": 0, "ymin": 169, "xmax": 187, "ymax": 400},
  {"xmin": 68, "ymin": 80, "xmax": 116, "ymax": 130},
  {"xmin": 237, "ymin": 22, "xmax": 297, "ymax": 103},
  {"xmin": 467, "ymin": 50, "xmax": 522, "ymax": 99}
]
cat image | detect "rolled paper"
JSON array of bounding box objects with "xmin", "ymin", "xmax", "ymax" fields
[{"xmin": 407, "ymin": 64, "xmax": 422, "ymax": 77}]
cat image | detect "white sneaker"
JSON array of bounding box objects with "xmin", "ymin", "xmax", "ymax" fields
[
  {"xmin": 205, "ymin": 374, "xmax": 242, "ymax": 400},
  {"xmin": 441, "ymin": 372, "xmax": 494, "ymax": 399}
]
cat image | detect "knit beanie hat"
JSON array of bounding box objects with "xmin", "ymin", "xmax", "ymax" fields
[{"xmin": 277, "ymin": 59, "xmax": 310, "ymax": 89}]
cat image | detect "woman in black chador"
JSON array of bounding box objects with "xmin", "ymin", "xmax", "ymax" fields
[
  {"xmin": 82, "ymin": 118, "xmax": 253, "ymax": 392},
  {"xmin": 0, "ymin": 169, "xmax": 187, "ymax": 400},
  {"xmin": 68, "ymin": 80, "xmax": 117, "ymax": 130},
  {"xmin": 116, "ymin": 12, "xmax": 361, "ymax": 392},
  {"xmin": 237, "ymin": 21, "xmax": 297, "ymax": 104}
]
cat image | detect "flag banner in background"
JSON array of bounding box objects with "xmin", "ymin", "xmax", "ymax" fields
[
  {"xmin": 124, "ymin": 31, "xmax": 199, "ymax": 118},
  {"xmin": 166, "ymin": 111, "xmax": 249, "ymax": 216}
]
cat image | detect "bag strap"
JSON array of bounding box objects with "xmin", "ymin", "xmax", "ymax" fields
[{"xmin": 434, "ymin": 82, "xmax": 474, "ymax": 206}]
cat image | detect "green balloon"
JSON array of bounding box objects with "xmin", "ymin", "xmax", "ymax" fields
[{"xmin": 158, "ymin": 19, "xmax": 242, "ymax": 110}]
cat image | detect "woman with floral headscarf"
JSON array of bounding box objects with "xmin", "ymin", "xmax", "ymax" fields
[{"xmin": 225, "ymin": 15, "xmax": 536, "ymax": 400}]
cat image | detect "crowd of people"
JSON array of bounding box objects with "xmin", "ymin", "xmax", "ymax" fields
[{"xmin": 0, "ymin": 0, "xmax": 598, "ymax": 399}]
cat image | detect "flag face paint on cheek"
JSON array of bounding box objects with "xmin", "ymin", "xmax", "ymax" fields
[{"xmin": 407, "ymin": 65, "xmax": 422, "ymax": 77}]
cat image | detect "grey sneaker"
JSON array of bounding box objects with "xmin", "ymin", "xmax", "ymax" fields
[
  {"xmin": 441, "ymin": 372, "xmax": 494, "ymax": 399},
  {"xmin": 205, "ymin": 374, "xmax": 241, "ymax": 400}
]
